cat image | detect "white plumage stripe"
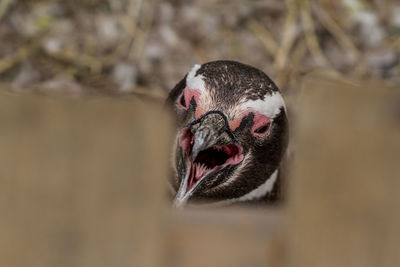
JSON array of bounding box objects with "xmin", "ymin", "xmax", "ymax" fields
[
  {"xmin": 239, "ymin": 92, "xmax": 286, "ymax": 119},
  {"xmin": 186, "ymin": 64, "xmax": 207, "ymax": 95},
  {"xmin": 201, "ymin": 169, "xmax": 279, "ymax": 207}
]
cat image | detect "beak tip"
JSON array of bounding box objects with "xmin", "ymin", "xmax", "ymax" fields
[{"xmin": 173, "ymin": 200, "xmax": 184, "ymax": 209}]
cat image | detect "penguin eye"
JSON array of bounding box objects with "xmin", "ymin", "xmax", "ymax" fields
[
  {"xmin": 252, "ymin": 113, "xmax": 271, "ymax": 137},
  {"xmin": 177, "ymin": 91, "xmax": 188, "ymax": 110},
  {"xmin": 254, "ymin": 123, "xmax": 270, "ymax": 135},
  {"xmin": 179, "ymin": 93, "xmax": 187, "ymax": 108}
]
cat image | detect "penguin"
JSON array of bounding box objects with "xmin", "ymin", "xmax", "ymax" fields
[{"xmin": 166, "ymin": 60, "xmax": 289, "ymax": 207}]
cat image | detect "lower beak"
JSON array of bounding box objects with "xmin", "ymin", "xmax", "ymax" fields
[{"xmin": 173, "ymin": 158, "xmax": 192, "ymax": 208}]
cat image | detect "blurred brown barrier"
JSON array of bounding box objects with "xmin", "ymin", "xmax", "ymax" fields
[
  {"xmin": 0, "ymin": 92, "xmax": 172, "ymax": 267},
  {"xmin": 167, "ymin": 207, "xmax": 284, "ymax": 267},
  {"xmin": 1, "ymin": 74, "xmax": 399, "ymax": 267},
  {"xmin": 288, "ymin": 74, "xmax": 400, "ymax": 267}
]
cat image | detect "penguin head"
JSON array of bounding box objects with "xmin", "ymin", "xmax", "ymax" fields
[{"xmin": 167, "ymin": 60, "xmax": 288, "ymax": 207}]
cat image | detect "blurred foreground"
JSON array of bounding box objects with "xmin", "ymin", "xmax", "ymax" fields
[{"xmin": 0, "ymin": 73, "xmax": 399, "ymax": 267}]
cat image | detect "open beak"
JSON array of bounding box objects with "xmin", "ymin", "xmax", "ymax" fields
[{"xmin": 173, "ymin": 113, "xmax": 244, "ymax": 208}]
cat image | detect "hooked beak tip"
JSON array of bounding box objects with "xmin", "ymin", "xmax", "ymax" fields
[{"xmin": 173, "ymin": 199, "xmax": 185, "ymax": 209}]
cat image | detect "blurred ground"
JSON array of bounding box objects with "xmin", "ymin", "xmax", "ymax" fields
[{"xmin": 0, "ymin": 0, "xmax": 399, "ymax": 97}]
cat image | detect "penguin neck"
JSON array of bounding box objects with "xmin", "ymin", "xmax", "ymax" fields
[{"xmin": 203, "ymin": 169, "xmax": 279, "ymax": 207}]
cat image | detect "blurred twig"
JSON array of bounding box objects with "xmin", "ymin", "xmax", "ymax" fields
[
  {"xmin": 300, "ymin": 0, "xmax": 329, "ymax": 66},
  {"xmin": 127, "ymin": 0, "xmax": 157, "ymax": 60},
  {"xmin": 388, "ymin": 35, "xmax": 400, "ymax": 51},
  {"xmin": 312, "ymin": 3, "xmax": 367, "ymax": 76},
  {"xmin": 46, "ymin": 0, "xmax": 159, "ymax": 75},
  {"xmin": 291, "ymin": 38, "xmax": 308, "ymax": 68},
  {"xmin": 274, "ymin": 0, "xmax": 299, "ymax": 70},
  {"xmin": 0, "ymin": 0, "xmax": 13, "ymax": 20},
  {"xmin": 276, "ymin": 38, "xmax": 308, "ymax": 87},
  {"xmin": 129, "ymin": 85, "xmax": 166, "ymax": 102},
  {"xmin": 312, "ymin": 3, "xmax": 359, "ymax": 59},
  {"xmin": 246, "ymin": 19, "xmax": 278, "ymax": 55},
  {"xmin": 0, "ymin": 42, "xmax": 39, "ymax": 74},
  {"xmin": 48, "ymin": 48, "xmax": 102, "ymax": 73}
]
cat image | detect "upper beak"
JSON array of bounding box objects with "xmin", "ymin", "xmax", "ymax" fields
[{"xmin": 190, "ymin": 127, "xmax": 212, "ymax": 161}]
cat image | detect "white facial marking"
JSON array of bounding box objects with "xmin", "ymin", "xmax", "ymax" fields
[
  {"xmin": 186, "ymin": 63, "xmax": 213, "ymax": 108},
  {"xmin": 236, "ymin": 169, "xmax": 278, "ymax": 201},
  {"xmin": 186, "ymin": 64, "xmax": 207, "ymax": 95},
  {"xmin": 236, "ymin": 92, "xmax": 286, "ymax": 119}
]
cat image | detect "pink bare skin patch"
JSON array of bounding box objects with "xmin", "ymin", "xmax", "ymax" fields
[
  {"xmin": 179, "ymin": 128, "xmax": 193, "ymax": 155},
  {"xmin": 229, "ymin": 117, "xmax": 243, "ymax": 132},
  {"xmin": 229, "ymin": 111, "xmax": 250, "ymax": 131},
  {"xmin": 177, "ymin": 88, "xmax": 201, "ymax": 110},
  {"xmin": 252, "ymin": 113, "xmax": 271, "ymax": 137},
  {"xmin": 195, "ymin": 106, "xmax": 205, "ymax": 120}
]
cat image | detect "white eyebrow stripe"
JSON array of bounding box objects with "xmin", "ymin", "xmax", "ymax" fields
[
  {"xmin": 238, "ymin": 92, "xmax": 286, "ymax": 119},
  {"xmin": 186, "ymin": 63, "xmax": 214, "ymax": 108},
  {"xmin": 186, "ymin": 64, "xmax": 207, "ymax": 95}
]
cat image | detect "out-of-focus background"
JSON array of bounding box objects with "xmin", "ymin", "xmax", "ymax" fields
[
  {"xmin": 1, "ymin": 1, "xmax": 399, "ymax": 267},
  {"xmin": 0, "ymin": 0, "xmax": 399, "ymax": 96}
]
